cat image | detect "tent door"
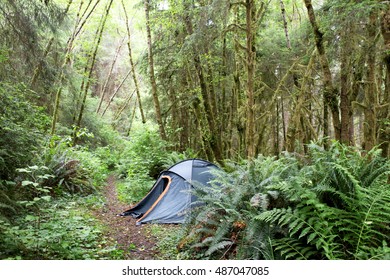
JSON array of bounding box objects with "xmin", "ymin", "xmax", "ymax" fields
[{"xmin": 136, "ymin": 175, "xmax": 172, "ymax": 223}]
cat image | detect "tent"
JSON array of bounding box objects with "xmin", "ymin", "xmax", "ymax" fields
[{"xmin": 120, "ymin": 159, "xmax": 219, "ymax": 225}]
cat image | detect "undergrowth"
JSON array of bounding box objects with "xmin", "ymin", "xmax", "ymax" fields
[
  {"xmin": 175, "ymin": 142, "xmax": 390, "ymax": 260},
  {"xmin": 0, "ymin": 195, "xmax": 122, "ymax": 259},
  {"xmin": 116, "ymin": 126, "xmax": 173, "ymax": 204}
]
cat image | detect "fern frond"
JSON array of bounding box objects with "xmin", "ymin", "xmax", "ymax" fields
[
  {"xmin": 274, "ymin": 238, "xmax": 317, "ymax": 260},
  {"xmin": 205, "ymin": 240, "xmax": 233, "ymax": 256}
]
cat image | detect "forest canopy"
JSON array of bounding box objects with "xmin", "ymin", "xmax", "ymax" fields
[{"xmin": 0, "ymin": 0, "xmax": 389, "ymax": 260}]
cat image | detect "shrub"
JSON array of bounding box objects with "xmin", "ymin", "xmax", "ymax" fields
[
  {"xmin": 116, "ymin": 125, "xmax": 171, "ymax": 203},
  {"xmin": 0, "ymin": 197, "xmax": 122, "ymax": 260},
  {"xmin": 177, "ymin": 142, "xmax": 390, "ymax": 260},
  {"xmin": 0, "ymin": 82, "xmax": 50, "ymax": 221},
  {"xmin": 0, "ymin": 82, "xmax": 50, "ymax": 180}
]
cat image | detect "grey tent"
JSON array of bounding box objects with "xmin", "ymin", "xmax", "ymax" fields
[{"xmin": 120, "ymin": 159, "xmax": 219, "ymax": 225}]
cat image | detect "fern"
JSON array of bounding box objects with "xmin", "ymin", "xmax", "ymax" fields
[
  {"xmin": 257, "ymin": 143, "xmax": 390, "ymax": 259},
  {"xmin": 0, "ymin": 181, "xmax": 20, "ymax": 222},
  {"xmin": 274, "ymin": 238, "xmax": 317, "ymax": 260},
  {"xmin": 205, "ymin": 240, "xmax": 234, "ymax": 257},
  {"xmin": 178, "ymin": 143, "xmax": 389, "ymax": 260}
]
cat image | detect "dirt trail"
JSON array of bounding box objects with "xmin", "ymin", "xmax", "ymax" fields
[{"xmin": 95, "ymin": 175, "xmax": 159, "ymax": 259}]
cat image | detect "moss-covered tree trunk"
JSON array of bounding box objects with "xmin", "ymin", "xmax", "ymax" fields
[
  {"xmin": 379, "ymin": 5, "xmax": 390, "ymax": 157},
  {"xmin": 50, "ymin": 0, "xmax": 98, "ymax": 135},
  {"xmin": 245, "ymin": 0, "xmax": 256, "ymax": 159},
  {"xmin": 363, "ymin": 11, "xmax": 378, "ymax": 151},
  {"xmin": 183, "ymin": 6, "xmax": 222, "ymax": 162},
  {"xmin": 144, "ymin": 0, "xmax": 166, "ymax": 140},
  {"xmin": 303, "ymin": 0, "xmax": 341, "ymax": 142},
  {"xmin": 73, "ymin": 0, "xmax": 113, "ymax": 144},
  {"xmin": 122, "ymin": 0, "xmax": 146, "ymax": 124},
  {"xmin": 340, "ymin": 24, "xmax": 354, "ymax": 145}
]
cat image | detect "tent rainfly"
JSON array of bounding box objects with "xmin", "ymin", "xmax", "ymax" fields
[{"xmin": 120, "ymin": 159, "xmax": 219, "ymax": 225}]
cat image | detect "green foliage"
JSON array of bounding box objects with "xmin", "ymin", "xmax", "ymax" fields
[
  {"xmin": 0, "ymin": 83, "xmax": 50, "ymax": 180},
  {"xmin": 0, "ymin": 181, "xmax": 20, "ymax": 223},
  {"xmin": 0, "ymin": 82, "xmax": 51, "ymax": 222},
  {"xmin": 0, "ymin": 197, "xmax": 122, "ymax": 260},
  {"xmin": 177, "ymin": 142, "xmax": 390, "ymax": 260},
  {"xmin": 65, "ymin": 147, "xmax": 109, "ymax": 190},
  {"xmin": 178, "ymin": 156, "xmax": 296, "ymax": 259},
  {"xmin": 148, "ymin": 224, "xmax": 188, "ymax": 260},
  {"xmin": 161, "ymin": 150, "xmax": 198, "ymax": 170},
  {"xmin": 116, "ymin": 125, "xmax": 171, "ymax": 204},
  {"xmin": 256, "ymin": 143, "xmax": 390, "ymax": 260}
]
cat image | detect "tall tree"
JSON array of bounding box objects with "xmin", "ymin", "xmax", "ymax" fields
[
  {"xmin": 73, "ymin": 0, "xmax": 114, "ymax": 143},
  {"xmin": 122, "ymin": 0, "xmax": 146, "ymax": 124},
  {"xmin": 339, "ymin": 21, "xmax": 354, "ymax": 145},
  {"xmin": 96, "ymin": 39, "xmax": 124, "ymax": 114},
  {"xmin": 379, "ymin": 4, "xmax": 390, "ymax": 157},
  {"xmin": 363, "ymin": 10, "xmax": 378, "ymax": 151},
  {"xmin": 245, "ymin": 0, "xmax": 257, "ymax": 159},
  {"xmin": 144, "ymin": 0, "xmax": 166, "ymax": 140},
  {"xmin": 51, "ymin": 0, "xmax": 100, "ymax": 135},
  {"xmin": 303, "ymin": 0, "xmax": 341, "ymax": 142}
]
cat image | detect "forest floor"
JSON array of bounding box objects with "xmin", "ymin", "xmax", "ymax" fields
[{"xmin": 93, "ymin": 175, "xmax": 159, "ymax": 259}]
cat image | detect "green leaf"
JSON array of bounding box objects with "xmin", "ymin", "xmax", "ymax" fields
[
  {"xmin": 17, "ymin": 168, "xmax": 31, "ymax": 173},
  {"xmin": 25, "ymin": 215, "xmax": 37, "ymax": 221},
  {"xmin": 41, "ymin": 196, "xmax": 51, "ymax": 202},
  {"xmin": 298, "ymin": 227, "xmax": 312, "ymax": 239},
  {"xmin": 21, "ymin": 181, "xmax": 38, "ymax": 187}
]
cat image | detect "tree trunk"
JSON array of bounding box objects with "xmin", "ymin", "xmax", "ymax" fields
[
  {"xmin": 231, "ymin": 5, "xmax": 244, "ymax": 158},
  {"xmin": 183, "ymin": 6, "xmax": 222, "ymax": 162},
  {"xmin": 303, "ymin": 0, "xmax": 341, "ymax": 142},
  {"xmin": 30, "ymin": 37, "xmax": 54, "ymax": 89},
  {"xmin": 101, "ymin": 69, "xmax": 132, "ymax": 116},
  {"xmin": 363, "ymin": 11, "xmax": 378, "ymax": 151},
  {"xmin": 279, "ymin": 0, "xmax": 291, "ymax": 50},
  {"xmin": 144, "ymin": 0, "xmax": 166, "ymax": 140},
  {"xmin": 68, "ymin": 0, "xmax": 101, "ymax": 53},
  {"xmin": 73, "ymin": 0, "xmax": 113, "ymax": 144},
  {"xmin": 194, "ymin": 55, "xmax": 222, "ymax": 161},
  {"xmin": 113, "ymin": 88, "xmax": 136, "ymax": 122},
  {"xmin": 379, "ymin": 5, "xmax": 390, "ymax": 157},
  {"xmin": 286, "ymin": 49, "xmax": 316, "ymax": 152},
  {"xmin": 50, "ymin": 0, "xmax": 95, "ymax": 135},
  {"xmin": 339, "ymin": 26, "xmax": 353, "ymax": 145},
  {"xmin": 126, "ymin": 100, "xmax": 137, "ymax": 137},
  {"xmin": 245, "ymin": 0, "xmax": 256, "ymax": 159},
  {"xmin": 96, "ymin": 39, "xmax": 124, "ymax": 113},
  {"xmin": 122, "ymin": 0, "xmax": 146, "ymax": 124}
]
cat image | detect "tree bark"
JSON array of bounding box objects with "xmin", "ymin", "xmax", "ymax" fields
[
  {"xmin": 245, "ymin": 0, "xmax": 256, "ymax": 159},
  {"xmin": 122, "ymin": 0, "xmax": 146, "ymax": 124},
  {"xmin": 339, "ymin": 26, "xmax": 353, "ymax": 145},
  {"xmin": 379, "ymin": 4, "xmax": 390, "ymax": 157},
  {"xmin": 303, "ymin": 0, "xmax": 341, "ymax": 142},
  {"xmin": 144, "ymin": 0, "xmax": 166, "ymax": 140},
  {"xmin": 363, "ymin": 11, "xmax": 378, "ymax": 151},
  {"xmin": 73, "ymin": 0, "xmax": 113, "ymax": 144},
  {"xmin": 279, "ymin": 0, "xmax": 291, "ymax": 50}
]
